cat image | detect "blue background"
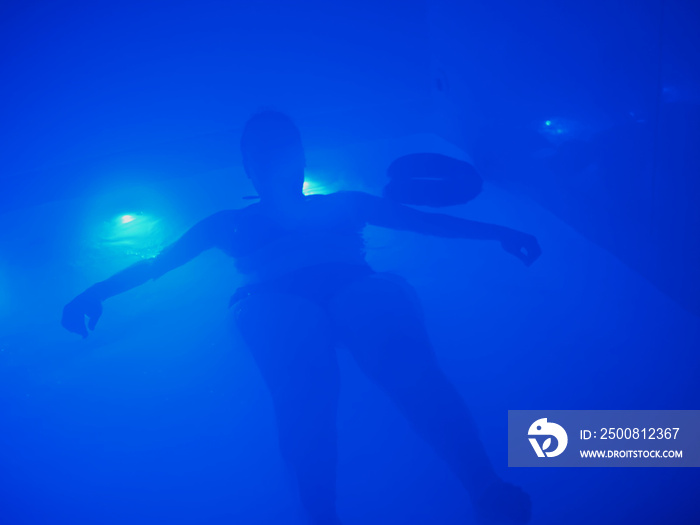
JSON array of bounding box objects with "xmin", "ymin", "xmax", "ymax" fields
[{"xmin": 1, "ymin": 1, "xmax": 699, "ymax": 523}]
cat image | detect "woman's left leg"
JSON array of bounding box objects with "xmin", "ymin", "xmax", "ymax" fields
[{"xmin": 327, "ymin": 274, "xmax": 530, "ymax": 523}]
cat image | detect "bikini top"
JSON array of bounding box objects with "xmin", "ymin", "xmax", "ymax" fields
[{"xmin": 218, "ymin": 193, "xmax": 369, "ymax": 284}]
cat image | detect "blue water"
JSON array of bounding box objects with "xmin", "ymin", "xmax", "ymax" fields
[{"xmin": 2, "ymin": 2, "xmax": 699, "ymax": 524}]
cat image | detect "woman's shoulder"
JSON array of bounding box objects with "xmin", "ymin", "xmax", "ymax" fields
[
  {"xmin": 317, "ymin": 190, "xmax": 374, "ymax": 209},
  {"xmin": 207, "ymin": 202, "xmax": 260, "ymax": 222},
  {"xmin": 309, "ymin": 191, "xmax": 373, "ymax": 228}
]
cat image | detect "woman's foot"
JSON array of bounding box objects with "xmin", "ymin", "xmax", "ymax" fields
[{"xmin": 474, "ymin": 479, "xmax": 532, "ymax": 524}]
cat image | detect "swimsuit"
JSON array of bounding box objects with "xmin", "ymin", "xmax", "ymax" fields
[
  {"xmin": 224, "ymin": 194, "xmax": 375, "ymax": 310},
  {"xmin": 228, "ymin": 261, "xmax": 376, "ymax": 310}
]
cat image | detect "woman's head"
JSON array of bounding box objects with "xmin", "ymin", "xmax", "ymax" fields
[{"xmin": 240, "ymin": 110, "xmax": 305, "ymax": 199}]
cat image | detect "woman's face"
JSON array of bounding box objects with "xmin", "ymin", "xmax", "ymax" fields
[
  {"xmin": 247, "ymin": 140, "xmax": 306, "ymax": 200},
  {"xmin": 243, "ymin": 117, "xmax": 306, "ymax": 201}
]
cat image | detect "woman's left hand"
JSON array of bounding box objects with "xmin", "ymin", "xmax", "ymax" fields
[{"xmin": 500, "ymin": 230, "xmax": 542, "ymax": 266}]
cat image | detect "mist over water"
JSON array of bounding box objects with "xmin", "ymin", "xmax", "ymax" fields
[{"xmin": 2, "ymin": 2, "xmax": 699, "ymax": 524}]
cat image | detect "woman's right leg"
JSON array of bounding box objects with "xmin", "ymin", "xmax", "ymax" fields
[{"xmin": 233, "ymin": 292, "xmax": 341, "ymax": 525}]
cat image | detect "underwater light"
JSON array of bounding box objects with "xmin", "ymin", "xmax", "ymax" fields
[
  {"xmin": 538, "ymin": 117, "xmax": 572, "ymax": 143},
  {"xmin": 94, "ymin": 212, "xmax": 165, "ymax": 259},
  {"xmin": 302, "ymin": 176, "xmax": 332, "ymax": 196}
]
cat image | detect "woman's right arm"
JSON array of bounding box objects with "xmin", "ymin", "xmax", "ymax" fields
[{"xmin": 61, "ymin": 209, "xmax": 236, "ymax": 338}]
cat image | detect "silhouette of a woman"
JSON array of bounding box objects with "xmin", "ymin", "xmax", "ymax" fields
[{"xmin": 62, "ymin": 110, "xmax": 540, "ymax": 525}]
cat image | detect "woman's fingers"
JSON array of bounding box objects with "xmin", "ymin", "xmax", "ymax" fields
[
  {"xmin": 61, "ymin": 303, "xmax": 89, "ymax": 338},
  {"xmin": 61, "ymin": 293, "xmax": 102, "ymax": 338},
  {"xmin": 525, "ymin": 237, "xmax": 542, "ymax": 264},
  {"xmin": 86, "ymin": 301, "xmax": 103, "ymax": 331},
  {"xmin": 502, "ymin": 235, "xmax": 542, "ymax": 266}
]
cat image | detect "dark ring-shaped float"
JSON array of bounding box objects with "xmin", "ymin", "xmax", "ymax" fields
[{"xmin": 382, "ymin": 153, "xmax": 482, "ymax": 207}]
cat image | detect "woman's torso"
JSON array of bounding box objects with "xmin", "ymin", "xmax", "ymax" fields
[{"xmin": 220, "ymin": 192, "xmax": 370, "ymax": 286}]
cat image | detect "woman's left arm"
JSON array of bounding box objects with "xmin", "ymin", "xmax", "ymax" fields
[{"xmin": 347, "ymin": 191, "xmax": 542, "ymax": 266}]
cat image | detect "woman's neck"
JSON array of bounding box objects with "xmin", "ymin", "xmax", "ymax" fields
[{"xmin": 258, "ymin": 191, "xmax": 307, "ymax": 210}]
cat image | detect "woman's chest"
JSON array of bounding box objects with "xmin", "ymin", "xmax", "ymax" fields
[{"xmin": 221, "ymin": 195, "xmax": 364, "ymax": 258}]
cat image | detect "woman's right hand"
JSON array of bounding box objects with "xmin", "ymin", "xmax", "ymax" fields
[{"xmin": 61, "ymin": 288, "xmax": 103, "ymax": 338}]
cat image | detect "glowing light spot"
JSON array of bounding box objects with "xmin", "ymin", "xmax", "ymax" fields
[
  {"xmin": 545, "ymin": 120, "xmax": 552, "ymax": 126},
  {"xmin": 302, "ymin": 176, "xmax": 331, "ymax": 196},
  {"xmin": 100, "ymin": 212, "xmax": 164, "ymax": 258}
]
